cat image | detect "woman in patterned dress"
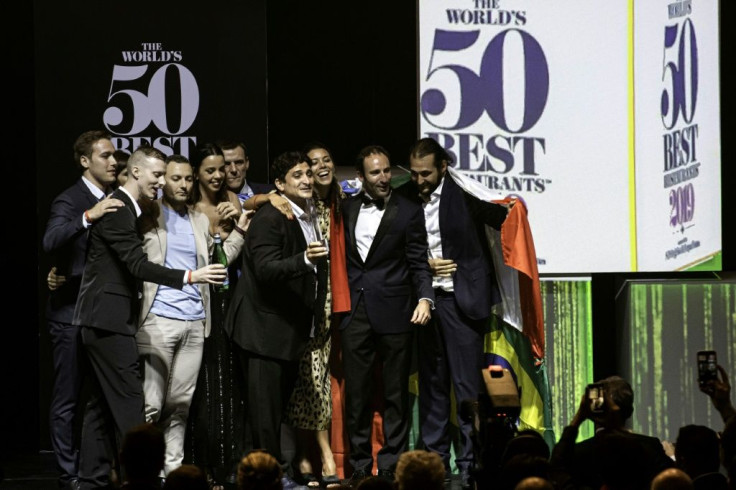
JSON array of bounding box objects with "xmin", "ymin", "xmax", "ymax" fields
[{"xmin": 281, "ymin": 143, "xmax": 350, "ymax": 488}]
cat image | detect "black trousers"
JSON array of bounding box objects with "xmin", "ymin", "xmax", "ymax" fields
[
  {"xmin": 241, "ymin": 351, "xmax": 298, "ymax": 471},
  {"xmin": 48, "ymin": 320, "xmax": 86, "ymax": 484},
  {"xmin": 341, "ymin": 297, "xmax": 414, "ymax": 473},
  {"xmin": 417, "ymin": 291, "xmax": 485, "ymax": 472},
  {"xmin": 78, "ymin": 327, "xmax": 145, "ymax": 489}
]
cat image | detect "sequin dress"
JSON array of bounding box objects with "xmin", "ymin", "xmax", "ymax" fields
[{"xmin": 184, "ymin": 263, "xmax": 246, "ymax": 484}]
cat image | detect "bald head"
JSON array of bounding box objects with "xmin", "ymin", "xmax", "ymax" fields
[
  {"xmin": 650, "ymin": 468, "xmax": 693, "ymax": 490},
  {"xmin": 514, "ymin": 476, "xmax": 553, "ymax": 490}
]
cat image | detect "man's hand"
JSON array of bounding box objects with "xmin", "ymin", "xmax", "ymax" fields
[
  {"xmin": 410, "ymin": 299, "xmax": 432, "ymax": 325},
  {"xmin": 236, "ymin": 209, "xmax": 255, "ymax": 233},
  {"xmin": 190, "ymin": 264, "xmax": 228, "ymax": 284},
  {"xmin": 701, "ymin": 364, "xmax": 735, "ymax": 423},
  {"xmin": 306, "ymin": 241, "xmax": 328, "ymax": 264},
  {"xmin": 86, "ymin": 197, "xmax": 124, "ymax": 223},
  {"xmin": 47, "ymin": 266, "xmax": 67, "ymax": 291},
  {"xmin": 216, "ymin": 201, "xmax": 241, "ymax": 221},
  {"xmin": 661, "ymin": 440, "xmax": 675, "ymax": 459},
  {"xmin": 269, "ymin": 193, "xmax": 294, "ymax": 220},
  {"xmin": 570, "ymin": 391, "xmax": 592, "ymax": 428},
  {"xmin": 428, "ymin": 258, "xmax": 457, "ymax": 277}
]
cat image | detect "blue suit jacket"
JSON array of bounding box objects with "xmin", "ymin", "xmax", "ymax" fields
[
  {"xmin": 43, "ymin": 178, "xmax": 100, "ymax": 322},
  {"xmin": 435, "ymin": 173, "xmax": 507, "ymax": 320},
  {"xmin": 396, "ymin": 173, "xmax": 508, "ymax": 320}
]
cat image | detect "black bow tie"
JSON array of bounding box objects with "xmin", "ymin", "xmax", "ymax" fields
[{"xmin": 360, "ymin": 193, "xmax": 385, "ymax": 210}]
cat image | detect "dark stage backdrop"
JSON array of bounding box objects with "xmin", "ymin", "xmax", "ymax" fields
[
  {"xmin": 34, "ymin": 0, "xmax": 269, "ymax": 451},
  {"xmin": 265, "ymin": 1, "xmax": 419, "ymax": 169},
  {"xmin": 32, "ymin": 0, "xmax": 419, "ymax": 452}
]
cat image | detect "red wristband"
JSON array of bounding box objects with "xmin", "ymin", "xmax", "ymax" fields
[
  {"xmin": 187, "ymin": 270, "xmax": 192, "ymax": 284},
  {"xmin": 84, "ymin": 210, "xmax": 92, "ymax": 223}
]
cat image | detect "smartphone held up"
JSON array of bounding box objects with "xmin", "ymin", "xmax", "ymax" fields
[
  {"xmin": 586, "ymin": 383, "xmax": 606, "ymax": 414},
  {"xmin": 697, "ymin": 350, "xmax": 718, "ymax": 391}
]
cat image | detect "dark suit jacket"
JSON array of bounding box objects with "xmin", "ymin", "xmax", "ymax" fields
[
  {"xmin": 72, "ymin": 189, "xmax": 185, "ymax": 335},
  {"xmin": 249, "ymin": 181, "xmax": 274, "ymax": 195},
  {"xmin": 551, "ymin": 425, "xmax": 675, "ymax": 490},
  {"xmin": 43, "ymin": 178, "xmax": 101, "ymax": 322},
  {"xmin": 572, "ymin": 429, "xmax": 674, "ymax": 489},
  {"xmin": 341, "ymin": 191, "xmax": 434, "ymax": 334},
  {"xmin": 399, "ymin": 173, "xmax": 508, "ymax": 320},
  {"xmin": 224, "ymin": 203, "xmax": 316, "ymax": 361}
]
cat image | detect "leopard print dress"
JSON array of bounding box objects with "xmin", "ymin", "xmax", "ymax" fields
[{"xmin": 284, "ymin": 198, "xmax": 333, "ymax": 430}]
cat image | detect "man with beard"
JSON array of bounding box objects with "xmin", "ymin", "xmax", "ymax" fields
[
  {"xmin": 136, "ymin": 154, "xmax": 248, "ymax": 476},
  {"xmin": 341, "ymin": 145, "xmax": 434, "ymax": 486},
  {"xmin": 401, "ymin": 137, "xmax": 512, "ymax": 489},
  {"xmin": 73, "ymin": 146, "xmax": 227, "ymax": 490}
]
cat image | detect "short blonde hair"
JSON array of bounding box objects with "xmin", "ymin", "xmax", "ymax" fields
[{"xmin": 395, "ymin": 450, "xmax": 445, "ymax": 490}]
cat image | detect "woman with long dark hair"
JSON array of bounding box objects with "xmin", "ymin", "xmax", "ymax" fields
[
  {"xmin": 282, "ymin": 142, "xmax": 350, "ymax": 488},
  {"xmin": 185, "ymin": 143, "xmax": 247, "ymax": 489}
]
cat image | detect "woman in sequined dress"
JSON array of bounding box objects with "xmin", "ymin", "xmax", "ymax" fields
[{"xmin": 184, "ymin": 143, "xmax": 247, "ymax": 489}]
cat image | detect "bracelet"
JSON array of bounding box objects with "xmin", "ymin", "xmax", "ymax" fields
[
  {"xmin": 84, "ymin": 210, "xmax": 92, "ymax": 223},
  {"xmin": 187, "ymin": 270, "xmax": 193, "ymax": 284},
  {"xmin": 234, "ymin": 225, "xmax": 246, "ymax": 237}
]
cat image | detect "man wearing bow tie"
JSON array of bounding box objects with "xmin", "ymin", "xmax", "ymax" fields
[{"xmin": 341, "ymin": 145, "xmax": 434, "ymax": 486}]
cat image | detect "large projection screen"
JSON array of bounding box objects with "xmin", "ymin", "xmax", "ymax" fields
[{"xmin": 417, "ymin": 0, "xmax": 721, "ymax": 273}]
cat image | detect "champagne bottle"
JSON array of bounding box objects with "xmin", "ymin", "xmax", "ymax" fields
[{"xmin": 211, "ymin": 233, "xmax": 229, "ymax": 292}]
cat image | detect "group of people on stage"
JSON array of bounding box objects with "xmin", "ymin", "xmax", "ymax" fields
[
  {"xmin": 43, "ymin": 129, "xmax": 520, "ymax": 490},
  {"xmin": 41, "ymin": 130, "xmax": 736, "ymax": 490}
]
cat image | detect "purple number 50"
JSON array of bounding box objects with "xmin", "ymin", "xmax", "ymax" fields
[{"xmin": 421, "ymin": 29, "xmax": 549, "ymax": 133}]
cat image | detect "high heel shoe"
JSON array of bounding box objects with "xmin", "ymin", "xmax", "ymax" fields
[
  {"xmin": 321, "ymin": 474, "xmax": 341, "ymax": 489},
  {"xmin": 297, "ymin": 472, "xmax": 321, "ymax": 488}
]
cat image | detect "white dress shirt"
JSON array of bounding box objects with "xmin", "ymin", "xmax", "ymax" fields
[
  {"xmin": 283, "ymin": 195, "xmax": 319, "ymax": 270},
  {"xmin": 355, "ymin": 192, "xmax": 389, "ymax": 262},
  {"xmin": 422, "ymin": 177, "xmax": 453, "ymax": 291}
]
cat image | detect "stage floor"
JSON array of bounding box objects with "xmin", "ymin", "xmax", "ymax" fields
[{"xmin": 0, "ymin": 451, "xmax": 57, "ymax": 489}]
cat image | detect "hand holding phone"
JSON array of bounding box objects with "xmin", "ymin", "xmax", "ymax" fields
[
  {"xmin": 697, "ymin": 350, "xmax": 718, "ymax": 392},
  {"xmin": 586, "ymin": 383, "xmax": 605, "ymax": 414}
]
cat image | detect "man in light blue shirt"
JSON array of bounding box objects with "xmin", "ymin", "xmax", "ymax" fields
[{"xmin": 136, "ymin": 155, "xmax": 247, "ymax": 475}]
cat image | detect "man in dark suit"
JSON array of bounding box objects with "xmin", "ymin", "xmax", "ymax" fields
[
  {"xmin": 217, "ymin": 140, "xmax": 274, "ymax": 204},
  {"xmin": 225, "ymin": 151, "xmax": 327, "ymax": 488},
  {"xmin": 341, "ymin": 145, "xmax": 434, "ymax": 485},
  {"xmin": 72, "ymin": 146, "xmax": 227, "ymax": 490},
  {"xmin": 42, "ymin": 130, "xmax": 125, "ymax": 489},
  {"xmin": 549, "ymin": 376, "xmax": 674, "ymax": 490},
  {"xmin": 401, "ymin": 137, "xmax": 511, "ymax": 488}
]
